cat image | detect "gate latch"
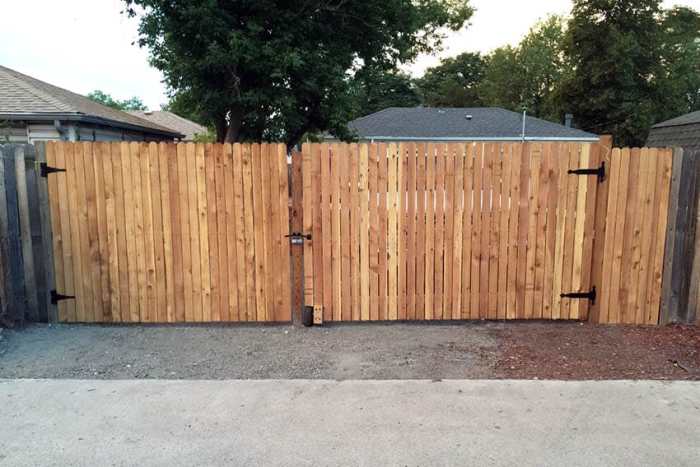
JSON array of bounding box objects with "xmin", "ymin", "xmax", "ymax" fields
[
  {"xmin": 568, "ymin": 161, "xmax": 605, "ymax": 183},
  {"xmin": 50, "ymin": 290, "xmax": 75, "ymax": 305},
  {"xmin": 561, "ymin": 286, "xmax": 596, "ymax": 305},
  {"xmin": 285, "ymin": 232, "xmax": 311, "ymax": 245},
  {"xmin": 39, "ymin": 162, "xmax": 66, "ymax": 178}
]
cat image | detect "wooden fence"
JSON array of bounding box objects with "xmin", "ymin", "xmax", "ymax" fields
[
  {"xmin": 0, "ymin": 140, "xmax": 695, "ymax": 326},
  {"xmin": 44, "ymin": 142, "xmax": 291, "ymax": 323},
  {"xmin": 301, "ymin": 142, "xmax": 674, "ymax": 325},
  {"xmin": 0, "ymin": 145, "xmax": 54, "ymax": 325}
]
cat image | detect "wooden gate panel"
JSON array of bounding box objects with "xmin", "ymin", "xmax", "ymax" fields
[
  {"xmin": 46, "ymin": 142, "xmax": 291, "ymax": 323},
  {"xmin": 303, "ymin": 141, "xmax": 603, "ymax": 322}
]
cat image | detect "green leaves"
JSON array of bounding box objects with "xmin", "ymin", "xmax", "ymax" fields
[
  {"xmin": 86, "ymin": 90, "xmax": 148, "ymax": 111},
  {"xmin": 125, "ymin": 0, "xmax": 472, "ymax": 146}
]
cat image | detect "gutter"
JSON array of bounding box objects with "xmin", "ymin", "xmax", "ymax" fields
[{"xmin": 1, "ymin": 112, "xmax": 184, "ymax": 139}]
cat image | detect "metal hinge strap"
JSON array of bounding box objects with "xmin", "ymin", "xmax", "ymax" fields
[
  {"xmin": 50, "ymin": 290, "xmax": 75, "ymax": 305},
  {"xmin": 560, "ymin": 286, "xmax": 596, "ymax": 305},
  {"xmin": 39, "ymin": 162, "xmax": 66, "ymax": 178},
  {"xmin": 568, "ymin": 161, "xmax": 605, "ymax": 183}
]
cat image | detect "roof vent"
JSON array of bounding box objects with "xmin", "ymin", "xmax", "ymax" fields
[{"xmin": 465, "ymin": 114, "xmax": 473, "ymax": 121}]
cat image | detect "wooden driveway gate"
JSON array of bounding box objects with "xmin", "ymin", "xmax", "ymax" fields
[
  {"xmin": 301, "ymin": 141, "xmax": 674, "ymax": 324},
  {"xmin": 45, "ymin": 142, "xmax": 291, "ymax": 323},
  {"xmin": 40, "ymin": 141, "xmax": 673, "ymax": 325}
]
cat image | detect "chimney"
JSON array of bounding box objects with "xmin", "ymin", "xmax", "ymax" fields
[{"xmin": 564, "ymin": 113, "xmax": 573, "ymax": 128}]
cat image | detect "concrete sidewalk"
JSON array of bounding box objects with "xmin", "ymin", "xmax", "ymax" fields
[{"xmin": 1, "ymin": 379, "xmax": 698, "ymax": 466}]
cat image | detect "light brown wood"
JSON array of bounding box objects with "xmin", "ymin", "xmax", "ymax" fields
[
  {"xmin": 302, "ymin": 144, "xmax": 314, "ymax": 309},
  {"xmin": 321, "ymin": 143, "xmax": 334, "ymax": 321},
  {"xmin": 378, "ymin": 143, "xmax": 388, "ymax": 320},
  {"xmin": 452, "ymin": 143, "xmax": 464, "ymax": 319},
  {"xmin": 506, "ymin": 144, "xmax": 523, "ymax": 319},
  {"xmin": 470, "ymin": 143, "xmax": 483, "ymax": 319},
  {"xmin": 434, "ymin": 144, "xmax": 446, "ymax": 319},
  {"xmin": 368, "ymin": 143, "xmax": 379, "ymax": 321},
  {"xmin": 341, "ymin": 144, "xmax": 352, "ymax": 321},
  {"xmin": 487, "ymin": 143, "xmax": 500, "ymax": 319},
  {"xmin": 160, "ymin": 143, "xmax": 177, "ymax": 322},
  {"xmin": 443, "ymin": 144, "xmax": 455, "ymax": 319},
  {"xmin": 415, "ymin": 143, "xmax": 427, "ymax": 320},
  {"xmin": 222, "ymin": 144, "xmax": 239, "ymax": 321},
  {"xmin": 387, "ymin": 143, "xmax": 399, "ymax": 320},
  {"xmin": 205, "ymin": 144, "xmax": 221, "ymax": 321},
  {"xmin": 424, "ymin": 143, "xmax": 435, "ymax": 319},
  {"xmin": 215, "ymin": 144, "xmax": 230, "ymax": 321},
  {"xmin": 331, "ymin": 144, "xmax": 342, "ymax": 321},
  {"xmin": 462, "ymin": 143, "xmax": 474, "ymax": 319},
  {"xmin": 148, "ymin": 143, "xmax": 166, "ymax": 322},
  {"xmin": 350, "ymin": 144, "xmax": 361, "ymax": 321},
  {"xmin": 360, "ymin": 144, "xmax": 370, "ymax": 321},
  {"xmin": 406, "ymin": 142, "xmax": 417, "ymax": 319}
]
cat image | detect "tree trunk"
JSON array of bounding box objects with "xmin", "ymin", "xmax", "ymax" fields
[{"xmin": 224, "ymin": 107, "xmax": 244, "ymax": 143}]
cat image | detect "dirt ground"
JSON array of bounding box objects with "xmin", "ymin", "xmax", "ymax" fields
[{"xmin": 0, "ymin": 321, "xmax": 697, "ymax": 380}]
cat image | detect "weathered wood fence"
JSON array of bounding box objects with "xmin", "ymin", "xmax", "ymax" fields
[
  {"xmin": 0, "ymin": 141, "xmax": 697, "ymax": 326},
  {"xmin": 0, "ymin": 144, "xmax": 54, "ymax": 325}
]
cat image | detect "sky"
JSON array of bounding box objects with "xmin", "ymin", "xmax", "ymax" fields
[{"xmin": 1, "ymin": 0, "xmax": 698, "ymax": 111}]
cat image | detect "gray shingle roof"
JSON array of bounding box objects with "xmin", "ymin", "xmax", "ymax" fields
[
  {"xmin": 128, "ymin": 110, "xmax": 207, "ymax": 141},
  {"xmin": 646, "ymin": 111, "xmax": 700, "ymax": 153},
  {"xmin": 347, "ymin": 107, "xmax": 598, "ymax": 141},
  {"xmin": 0, "ymin": 65, "xmax": 181, "ymax": 138},
  {"xmin": 652, "ymin": 111, "xmax": 700, "ymax": 129}
]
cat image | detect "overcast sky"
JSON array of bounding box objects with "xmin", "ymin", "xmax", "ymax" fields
[{"xmin": 1, "ymin": 0, "xmax": 697, "ymax": 110}]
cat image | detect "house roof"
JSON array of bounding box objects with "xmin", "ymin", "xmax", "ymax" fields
[
  {"xmin": 128, "ymin": 110, "xmax": 207, "ymax": 141},
  {"xmin": 0, "ymin": 65, "xmax": 182, "ymax": 138},
  {"xmin": 646, "ymin": 111, "xmax": 700, "ymax": 152},
  {"xmin": 651, "ymin": 110, "xmax": 700, "ymax": 129},
  {"xmin": 347, "ymin": 107, "xmax": 599, "ymax": 141}
]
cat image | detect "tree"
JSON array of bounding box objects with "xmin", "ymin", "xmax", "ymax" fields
[
  {"xmin": 561, "ymin": 0, "xmax": 665, "ymax": 146},
  {"xmin": 478, "ymin": 16, "xmax": 568, "ymax": 122},
  {"xmin": 657, "ymin": 6, "xmax": 700, "ymax": 119},
  {"xmin": 416, "ymin": 52, "xmax": 486, "ymax": 107},
  {"xmin": 123, "ymin": 0, "xmax": 473, "ymax": 146},
  {"xmin": 348, "ymin": 66, "xmax": 421, "ymax": 119},
  {"xmin": 86, "ymin": 90, "xmax": 148, "ymax": 111}
]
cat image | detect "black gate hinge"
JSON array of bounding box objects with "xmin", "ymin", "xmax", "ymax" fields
[
  {"xmin": 39, "ymin": 162, "xmax": 66, "ymax": 178},
  {"xmin": 285, "ymin": 232, "xmax": 312, "ymax": 245},
  {"xmin": 568, "ymin": 161, "xmax": 605, "ymax": 183},
  {"xmin": 50, "ymin": 290, "xmax": 75, "ymax": 305},
  {"xmin": 561, "ymin": 286, "xmax": 596, "ymax": 305}
]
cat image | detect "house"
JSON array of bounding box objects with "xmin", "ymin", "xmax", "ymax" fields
[
  {"xmin": 128, "ymin": 110, "xmax": 208, "ymax": 142},
  {"xmin": 646, "ymin": 110, "xmax": 700, "ymax": 153},
  {"xmin": 345, "ymin": 107, "xmax": 599, "ymax": 142},
  {"xmin": 0, "ymin": 65, "xmax": 182, "ymax": 143}
]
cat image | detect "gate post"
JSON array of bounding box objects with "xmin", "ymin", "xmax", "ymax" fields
[
  {"xmin": 289, "ymin": 149, "xmax": 304, "ymax": 323},
  {"xmin": 589, "ymin": 135, "xmax": 613, "ymax": 323}
]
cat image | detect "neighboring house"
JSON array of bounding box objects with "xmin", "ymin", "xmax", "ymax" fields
[
  {"xmin": 646, "ymin": 110, "xmax": 700, "ymax": 153},
  {"xmin": 0, "ymin": 65, "xmax": 182, "ymax": 143},
  {"xmin": 344, "ymin": 107, "xmax": 599, "ymax": 142},
  {"xmin": 128, "ymin": 110, "xmax": 208, "ymax": 142}
]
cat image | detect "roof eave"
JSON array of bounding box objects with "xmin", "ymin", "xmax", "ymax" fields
[
  {"xmin": 338, "ymin": 135, "xmax": 600, "ymax": 142},
  {"xmin": 0, "ymin": 112, "xmax": 184, "ymax": 139}
]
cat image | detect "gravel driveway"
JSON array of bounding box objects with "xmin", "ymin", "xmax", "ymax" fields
[{"xmin": 0, "ymin": 321, "xmax": 697, "ymax": 380}]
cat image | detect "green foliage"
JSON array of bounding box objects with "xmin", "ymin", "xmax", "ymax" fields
[
  {"xmin": 86, "ymin": 90, "xmax": 148, "ymax": 111},
  {"xmin": 416, "ymin": 52, "xmax": 486, "ymax": 107},
  {"xmin": 561, "ymin": 0, "xmax": 665, "ymax": 146},
  {"xmin": 478, "ymin": 16, "xmax": 568, "ymax": 122},
  {"xmin": 123, "ymin": 0, "xmax": 473, "ymax": 146},
  {"xmin": 657, "ymin": 7, "xmax": 700, "ymax": 119},
  {"xmin": 349, "ymin": 66, "xmax": 422, "ymax": 119}
]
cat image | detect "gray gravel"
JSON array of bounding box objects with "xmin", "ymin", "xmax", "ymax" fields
[{"xmin": 0, "ymin": 322, "xmax": 499, "ymax": 380}]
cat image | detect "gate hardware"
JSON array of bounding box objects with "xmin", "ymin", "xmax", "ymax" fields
[
  {"xmin": 39, "ymin": 162, "xmax": 67, "ymax": 178},
  {"xmin": 568, "ymin": 161, "xmax": 605, "ymax": 183},
  {"xmin": 50, "ymin": 290, "xmax": 75, "ymax": 305},
  {"xmin": 285, "ymin": 232, "xmax": 311, "ymax": 245},
  {"xmin": 561, "ymin": 286, "xmax": 596, "ymax": 305}
]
